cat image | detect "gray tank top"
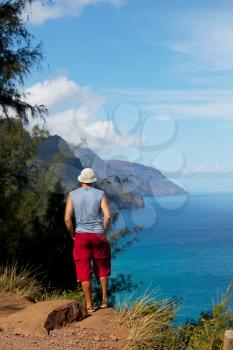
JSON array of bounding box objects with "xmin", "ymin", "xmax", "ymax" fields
[{"xmin": 70, "ymin": 187, "xmax": 105, "ymax": 233}]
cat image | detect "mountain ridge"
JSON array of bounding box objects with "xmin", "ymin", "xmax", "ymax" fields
[
  {"xmin": 36, "ymin": 135, "xmax": 186, "ymax": 211},
  {"xmin": 70, "ymin": 144, "xmax": 185, "ymax": 197}
]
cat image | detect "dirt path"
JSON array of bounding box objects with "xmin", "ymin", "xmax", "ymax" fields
[
  {"xmin": 0, "ymin": 295, "xmax": 129, "ymax": 350},
  {"xmin": 0, "ymin": 294, "xmax": 33, "ymax": 318}
]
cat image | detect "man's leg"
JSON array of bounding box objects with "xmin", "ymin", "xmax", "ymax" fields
[
  {"xmin": 100, "ymin": 276, "xmax": 108, "ymax": 302},
  {"xmin": 92, "ymin": 234, "xmax": 111, "ymax": 304},
  {"xmin": 74, "ymin": 233, "xmax": 92, "ymax": 308},
  {"xmin": 81, "ymin": 281, "xmax": 92, "ymax": 307}
]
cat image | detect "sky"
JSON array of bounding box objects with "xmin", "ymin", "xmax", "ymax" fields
[{"xmin": 24, "ymin": 0, "xmax": 233, "ymax": 193}]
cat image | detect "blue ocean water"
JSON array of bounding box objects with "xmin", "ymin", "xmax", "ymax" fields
[{"xmin": 111, "ymin": 193, "xmax": 233, "ymax": 325}]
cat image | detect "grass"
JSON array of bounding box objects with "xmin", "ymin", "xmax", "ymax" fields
[
  {"xmin": 116, "ymin": 283, "xmax": 233, "ymax": 350},
  {"xmin": 0, "ymin": 263, "xmax": 86, "ymax": 305},
  {"xmin": 186, "ymin": 281, "xmax": 233, "ymax": 350},
  {"xmin": 0, "ymin": 263, "xmax": 43, "ymax": 301},
  {"xmin": 116, "ymin": 287, "xmax": 178, "ymax": 349},
  {"xmin": 44, "ymin": 286, "xmax": 86, "ymax": 305}
]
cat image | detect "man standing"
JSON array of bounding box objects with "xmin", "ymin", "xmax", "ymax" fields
[{"xmin": 64, "ymin": 168, "xmax": 111, "ymax": 312}]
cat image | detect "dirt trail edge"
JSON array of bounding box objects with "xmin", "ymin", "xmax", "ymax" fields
[{"xmin": 0, "ymin": 296, "xmax": 129, "ymax": 350}]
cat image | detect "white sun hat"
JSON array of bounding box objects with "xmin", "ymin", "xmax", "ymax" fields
[{"xmin": 78, "ymin": 168, "xmax": 97, "ymax": 183}]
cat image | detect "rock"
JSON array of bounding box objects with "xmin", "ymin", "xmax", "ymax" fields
[
  {"xmin": 45, "ymin": 301, "xmax": 87, "ymax": 334},
  {"xmin": 0, "ymin": 300, "xmax": 87, "ymax": 337}
]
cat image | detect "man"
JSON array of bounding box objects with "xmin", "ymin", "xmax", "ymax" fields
[{"xmin": 64, "ymin": 168, "xmax": 111, "ymax": 312}]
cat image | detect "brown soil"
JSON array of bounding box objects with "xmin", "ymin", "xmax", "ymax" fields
[
  {"xmin": 0, "ymin": 294, "xmax": 33, "ymax": 318},
  {"xmin": 0, "ymin": 294, "xmax": 129, "ymax": 350}
]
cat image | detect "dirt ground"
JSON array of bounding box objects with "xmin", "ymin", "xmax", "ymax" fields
[{"xmin": 0, "ymin": 295, "xmax": 130, "ymax": 350}]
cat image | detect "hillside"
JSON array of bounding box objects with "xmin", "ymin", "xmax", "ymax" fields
[
  {"xmin": 35, "ymin": 135, "xmax": 186, "ymax": 211},
  {"xmin": 107, "ymin": 159, "xmax": 186, "ymax": 196},
  {"xmin": 71, "ymin": 145, "xmax": 186, "ymax": 196},
  {"xmin": 35, "ymin": 136, "xmax": 144, "ymax": 211}
]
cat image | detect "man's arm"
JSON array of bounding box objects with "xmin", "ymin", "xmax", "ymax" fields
[
  {"xmin": 64, "ymin": 193, "xmax": 75, "ymax": 240},
  {"xmin": 101, "ymin": 193, "xmax": 111, "ymax": 232}
]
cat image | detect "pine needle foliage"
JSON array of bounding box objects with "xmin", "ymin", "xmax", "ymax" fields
[{"xmin": 0, "ymin": 0, "xmax": 47, "ymax": 123}]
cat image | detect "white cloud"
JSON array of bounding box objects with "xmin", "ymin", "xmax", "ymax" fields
[
  {"xmin": 27, "ymin": 0, "xmax": 124, "ymax": 24},
  {"xmin": 212, "ymin": 163, "xmax": 227, "ymax": 173},
  {"xmin": 194, "ymin": 163, "xmax": 207, "ymax": 173},
  {"xmin": 106, "ymin": 88, "xmax": 233, "ymax": 121},
  {"xmin": 183, "ymin": 163, "xmax": 233, "ymax": 175},
  {"xmin": 45, "ymin": 107, "xmax": 139, "ymax": 151},
  {"xmin": 144, "ymin": 102, "xmax": 233, "ymax": 121},
  {"xmin": 167, "ymin": 7, "xmax": 233, "ymax": 71},
  {"xmin": 106, "ymin": 88, "xmax": 233, "ymax": 102},
  {"xmin": 142, "ymin": 6, "xmax": 233, "ymax": 72},
  {"xmin": 154, "ymin": 114, "xmax": 175, "ymax": 122},
  {"xmin": 26, "ymin": 76, "xmax": 140, "ymax": 151},
  {"xmin": 25, "ymin": 76, "xmax": 96, "ymax": 108}
]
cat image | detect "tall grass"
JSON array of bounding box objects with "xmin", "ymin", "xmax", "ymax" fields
[
  {"xmin": 0, "ymin": 263, "xmax": 86, "ymax": 304},
  {"xmin": 186, "ymin": 281, "xmax": 233, "ymax": 350},
  {"xmin": 116, "ymin": 283, "xmax": 233, "ymax": 350},
  {"xmin": 0, "ymin": 263, "xmax": 43, "ymax": 301},
  {"xmin": 116, "ymin": 288, "xmax": 178, "ymax": 349}
]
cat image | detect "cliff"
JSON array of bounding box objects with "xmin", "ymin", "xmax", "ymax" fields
[
  {"xmin": 36, "ymin": 136, "xmax": 144, "ymax": 211},
  {"xmin": 35, "ymin": 135, "xmax": 186, "ymax": 211}
]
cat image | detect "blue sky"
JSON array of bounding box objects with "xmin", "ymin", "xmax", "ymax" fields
[{"xmin": 24, "ymin": 0, "xmax": 233, "ymax": 193}]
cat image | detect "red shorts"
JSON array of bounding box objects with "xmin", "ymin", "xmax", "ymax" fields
[{"xmin": 73, "ymin": 232, "xmax": 111, "ymax": 282}]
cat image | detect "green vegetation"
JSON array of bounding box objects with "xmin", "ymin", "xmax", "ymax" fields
[
  {"xmin": 0, "ymin": 0, "xmax": 47, "ymax": 123},
  {"xmin": 117, "ymin": 288, "xmax": 177, "ymax": 349},
  {"xmin": 46, "ymin": 287, "xmax": 86, "ymax": 306},
  {"xmin": 117, "ymin": 282, "xmax": 233, "ymax": 350},
  {"xmin": 0, "ymin": 120, "xmax": 76, "ymax": 289},
  {"xmin": 0, "ymin": 263, "xmax": 43, "ymax": 301},
  {"xmin": 185, "ymin": 282, "xmax": 233, "ymax": 350}
]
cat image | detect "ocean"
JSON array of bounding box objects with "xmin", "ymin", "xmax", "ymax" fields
[{"xmin": 111, "ymin": 193, "xmax": 233, "ymax": 325}]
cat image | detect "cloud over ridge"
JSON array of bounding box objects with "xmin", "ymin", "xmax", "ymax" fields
[{"xmin": 25, "ymin": 76, "xmax": 140, "ymax": 152}]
